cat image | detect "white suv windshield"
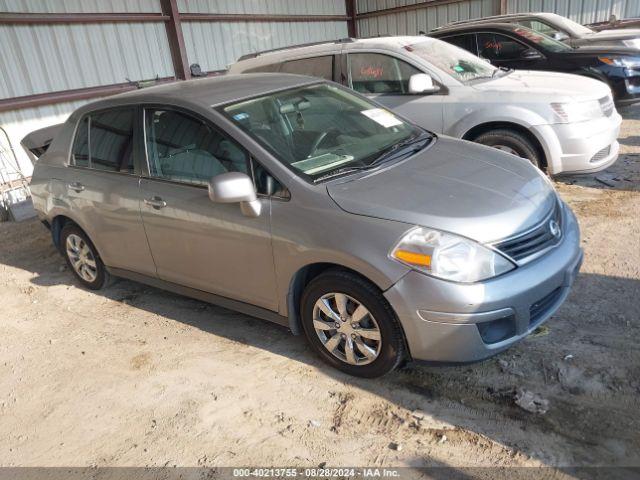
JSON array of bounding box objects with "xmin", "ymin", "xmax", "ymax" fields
[
  {"xmin": 404, "ymin": 39, "xmax": 496, "ymax": 83},
  {"xmin": 221, "ymin": 83, "xmax": 429, "ymax": 182}
]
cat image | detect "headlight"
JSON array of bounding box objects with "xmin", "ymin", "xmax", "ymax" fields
[
  {"xmin": 598, "ymin": 56, "xmax": 640, "ymax": 68},
  {"xmin": 550, "ymin": 100, "xmax": 602, "ymax": 123},
  {"xmin": 389, "ymin": 227, "xmax": 515, "ymax": 283}
]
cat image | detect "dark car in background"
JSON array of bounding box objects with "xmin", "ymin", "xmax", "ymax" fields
[
  {"xmin": 432, "ymin": 12, "xmax": 640, "ymax": 49},
  {"xmin": 430, "ymin": 23, "xmax": 640, "ymax": 106}
]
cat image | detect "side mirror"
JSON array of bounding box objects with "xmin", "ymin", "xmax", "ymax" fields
[
  {"xmin": 552, "ymin": 31, "xmax": 569, "ymax": 41},
  {"xmin": 521, "ymin": 48, "xmax": 543, "ymax": 60},
  {"xmin": 408, "ymin": 73, "xmax": 440, "ymax": 94},
  {"xmin": 208, "ymin": 172, "xmax": 261, "ymax": 217}
]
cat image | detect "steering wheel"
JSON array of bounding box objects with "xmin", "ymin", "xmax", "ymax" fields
[{"xmin": 308, "ymin": 128, "xmax": 342, "ymax": 157}]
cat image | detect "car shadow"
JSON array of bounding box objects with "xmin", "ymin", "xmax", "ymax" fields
[{"xmin": 1, "ymin": 218, "xmax": 638, "ymax": 471}]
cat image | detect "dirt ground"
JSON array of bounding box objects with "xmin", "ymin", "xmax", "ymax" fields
[{"xmin": 1, "ymin": 109, "xmax": 639, "ymax": 475}]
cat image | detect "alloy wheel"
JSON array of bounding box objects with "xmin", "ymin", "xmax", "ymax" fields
[
  {"xmin": 312, "ymin": 293, "xmax": 382, "ymax": 366},
  {"xmin": 66, "ymin": 234, "xmax": 98, "ymax": 283}
]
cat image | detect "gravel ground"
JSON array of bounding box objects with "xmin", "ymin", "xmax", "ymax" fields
[{"xmin": 0, "ymin": 108, "xmax": 639, "ymax": 474}]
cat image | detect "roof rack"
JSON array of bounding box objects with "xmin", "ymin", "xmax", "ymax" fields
[
  {"xmin": 431, "ymin": 13, "xmax": 524, "ymax": 31},
  {"xmin": 237, "ymin": 38, "xmax": 355, "ymax": 62}
]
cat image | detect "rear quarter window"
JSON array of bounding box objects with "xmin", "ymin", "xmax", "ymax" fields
[{"xmin": 70, "ymin": 108, "xmax": 135, "ymax": 173}]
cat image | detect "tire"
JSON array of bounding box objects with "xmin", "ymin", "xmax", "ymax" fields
[
  {"xmin": 473, "ymin": 129, "xmax": 542, "ymax": 169},
  {"xmin": 60, "ymin": 224, "xmax": 111, "ymax": 290},
  {"xmin": 300, "ymin": 269, "xmax": 405, "ymax": 378}
]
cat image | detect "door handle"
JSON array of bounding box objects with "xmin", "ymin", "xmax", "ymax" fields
[
  {"xmin": 144, "ymin": 196, "xmax": 167, "ymax": 209},
  {"xmin": 67, "ymin": 182, "xmax": 85, "ymax": 192}
]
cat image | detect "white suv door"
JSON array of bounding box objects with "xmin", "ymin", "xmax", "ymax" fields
[{"xmin": 345, "ymin": 51, "xmax": 444, "ymax": 132}]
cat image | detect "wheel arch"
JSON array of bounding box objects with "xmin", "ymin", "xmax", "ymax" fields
[
  {"xmin": 462, "ymin": 121, "xmax": 548, "ymax": 170},
  {"xmin": 285, "ymin": 263, "xmax": 398, "ymax": 333}
]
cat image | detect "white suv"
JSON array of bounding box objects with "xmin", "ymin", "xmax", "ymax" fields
[{"xmin": 229, "ymin": 36, "xmax": 622, "ymax": 174}]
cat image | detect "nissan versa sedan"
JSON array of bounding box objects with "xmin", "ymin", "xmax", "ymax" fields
[{"xmin": 26, "ymin": 74, "xmax": 583, "ymax": 377}]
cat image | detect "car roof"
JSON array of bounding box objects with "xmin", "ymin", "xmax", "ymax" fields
[
  {"xmin": 430, "ymin": 22, "xmax": 524, "ymax": 36},
  {"xmin": 431, "ymin": 12, "xmax": 558, "ymax": 31},
  {"xmin": 76, "ymin": 73, "xmax": 320, "ymax": 114},
  {"xmin": 234, "ymin": 35, "xmax": 431, "ymax": 63}
]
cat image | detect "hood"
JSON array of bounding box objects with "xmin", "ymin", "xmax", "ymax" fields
[
  {"xmin": 472, "ymin": 70, "xmax": 610, "ymax": 101},
  {"xmin": 327, "ymin": 137, "xmax": 557, "ymax": 244},
  {"xmin": 588, "ymin": 29, "xmax": 640, "ymax": 41},
  {"xmin": 569, "ymin": 44, "xmax": 640, "ymax": 56}
]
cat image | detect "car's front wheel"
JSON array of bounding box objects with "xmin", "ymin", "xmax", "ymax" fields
[
  {"xmin": 473, "ymin": 128, "xmax": 542, "ymax": 169},
  {"xmin": 60, "ymin": 224, "xmax": 110, "ymax": 290},
  {"xmin": 300, "ymin": 270, "xmax": 405, "ymax": 378}
]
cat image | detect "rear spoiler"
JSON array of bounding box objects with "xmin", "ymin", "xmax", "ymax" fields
[{"xmin": 20, "ymin": 123, "xmax": 63, "ymax": 164}]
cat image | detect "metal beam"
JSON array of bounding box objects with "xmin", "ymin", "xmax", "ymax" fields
[
  {"xmin": 160, "ymin": 0, "xmax": 191, "ymax": 80},
  {"xmin": 355, "ymin": 0, "xmax": 477, "ymax": 20},
  {"xmin": 0, "ymin": 12, "xmax": 169, "ymax": 24},
  {"xmin": 345, "ymin": 0, "xmax": 357, "ymax": 37},
  {"xmin": 0, "ymin": 78, "xmax": 175, "ymax": 113},
  {"xmin": 180, "ymin": 13, "xmax": 349, "ymax": 23},
  {"xmin": 500, "ymin": 0, "xmax": 508, "ymax": 15}
]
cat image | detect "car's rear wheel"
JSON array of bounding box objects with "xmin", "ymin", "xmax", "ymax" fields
[
  {"xmin": 60, "ymin": 224, "xmax": 110, "ymax": 290},
  {"xmin": 473, "ymin": 128, "xmax": 541, "ymax": 169},
  {"xmin": 300, "ymin": 270, "xmax": 405, "ymax": 378}
]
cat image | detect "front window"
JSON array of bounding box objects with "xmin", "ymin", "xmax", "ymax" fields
[
  {"xmin": 348, "ymin": 53, "xmax": 421, "ymax": 94},
  {"xmin": 404, "ymin": 39, "xmax": 496, "ymax": 83},
  {"xmin": 221, "ymin": 83, "xmax": 428, "ymax": 182}
]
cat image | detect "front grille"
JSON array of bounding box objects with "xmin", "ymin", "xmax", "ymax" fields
[
  {"xmin": 494, "ymin": 203, "xmax": 562, "ymax": 262},
  {"xmin": 599, "ymin": 95, "xmax": 614, "ymax": 117},
  {"xmin": 590, "ymin": 145, "xmax": 611, "ymax": 163},
  {"xmin": 529, "ymin": 287, "xmax": 563, "ymax": 326}
]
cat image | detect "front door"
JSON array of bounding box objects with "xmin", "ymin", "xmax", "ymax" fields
[
  {"xmin": 138, "ymin": 107, "xmax": 278, "ymax": 311},
  {"xmin": 476, "ymin": 32, "xmax": 546, "ymax": 70},
  {"xmin": 345, "ymin": 52, "xmax": 444, "ymax": 132}
]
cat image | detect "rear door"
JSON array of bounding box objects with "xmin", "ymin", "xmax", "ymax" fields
[
  {"xmin": 344, "ymin": 52, "xmax": 444, "ymax": 132},
  {"xmin": 66, "ymin": 107, "xmax": 156, "ymax": 276},
  {"xmin": 138, "ymin": 106, "xmax": 279, "ymax": 310}
]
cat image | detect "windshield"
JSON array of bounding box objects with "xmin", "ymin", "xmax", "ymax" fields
[
  {"xmin": 512, "ymin": 26, "xmax": 573, "ymax": 52},
  {"xmin": 547, "ymin": 13, "xmax": 594, "ymax": 36},
  {"xmin": 221, "ymin": 83, "xmax": 426, "ymax": 182},
  {"xmin": 404, "ymin": 39, "xmax": 496, "ymax": 83}
]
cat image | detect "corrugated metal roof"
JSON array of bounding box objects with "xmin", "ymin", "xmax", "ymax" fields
[
  {"xmin": 183, "ymin": 20, "xmax": 348, "ymax": 71},
  {"xmin": 0, "ymin": 0, "xmax": 161, "ymax": 13},
  {"xmin": 0, "ymin": 22, "xmax": 174, "ymax": 99},
  {"xmin": 505, "ymin": 0, "xmax": 640, "ymax": 23},
  {"xmin": 356, "ymin": 0, "xmax": 499, "ymax": 36},
  {"xmin": 177, "ymin": 0, "xmax": 346, "ymax": 16}
]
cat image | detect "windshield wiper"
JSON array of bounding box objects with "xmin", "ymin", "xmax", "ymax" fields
[
  {"xmin": 313, "ymin": 165, "xmax": 370, "ymax": 183},
  {"xmin": 367, "ymin": 132, "xmax": 432, "ymax": 168},
  {"xmin": 313, "ymin": 132, "xmax": 432, "ymax": 183}
]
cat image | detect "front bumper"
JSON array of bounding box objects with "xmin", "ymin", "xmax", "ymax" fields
[
  {"xmin": 384, "ymin": 204, "xmax": 582, "ymax": 363},
  {"xmin": 532, "ymin": 113, "xmax": 621, "ymax": 175}
]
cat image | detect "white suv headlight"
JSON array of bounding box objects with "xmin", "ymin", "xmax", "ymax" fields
[
  {"xmin": 551, "ymin": 100, "xmax": 603, "ymax": 123},
  {"xmin": 390, "ymin": 227, "xmax": 515, "ymax": 283}
]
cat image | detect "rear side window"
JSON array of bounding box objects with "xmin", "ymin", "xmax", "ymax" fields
[
  {"xmin": 71, "ymin": 108, "xmax": 135, "ymax": 173},
  {"xmin": 443, "ymin": 34, "xmax": 477, "ymax": 55},
  {"xmin": 348, "ymin": 53, "xmax": 421, "ymax": 95},
  {"xmin": 280, "ymin": 56, "xmax": 334, "ymax": 80}
]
